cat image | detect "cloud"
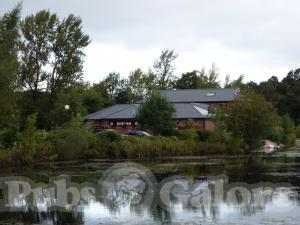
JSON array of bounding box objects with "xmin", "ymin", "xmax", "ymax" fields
[{"xmin": 1, "ymin": 0, "xmax": 300, "ymax": 82}]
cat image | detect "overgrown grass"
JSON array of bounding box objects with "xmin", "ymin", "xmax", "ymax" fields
[{"xmin": 0, "ymin": 127, "xmax": 244, "ymax": 167}]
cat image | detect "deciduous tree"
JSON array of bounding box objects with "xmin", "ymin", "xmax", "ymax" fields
[
  {"xmin": 153, "ymin": 49, "xmax": 178, "ymax": 89},
  {"xmin": 137, "ymin": 92, "xmax": 175, "ymax": 135},
  {"xmin": 0, "ymin": 4, "xmax": 21, "ymax": 128}
]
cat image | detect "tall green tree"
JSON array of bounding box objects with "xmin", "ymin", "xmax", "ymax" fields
[
  {"xmin": 103, "ymin": 72, "xmax": 121, "ymax": 98},
  {"xmin": 137, "ymin": 92, "xmax": 175, "ymax": 135},
  {"xmin": 153, "ymin": 49, "xmax": 178, "ymax": 89},
  {"xmin": 220, "ymin": 91, "xmax": 278, "ymax": 150},
  {"xmin": 48, "ymin": 14, "xmax": 90, "ymax": 100},
  {"xmin": 18, "ymin": 10, "xmax": 90, "ymax": 128},
  {"xmin": 19, "ymin": 10, "xmax": 57, "ymax": 99},
  {"xmin": 126, "ymin": 68, "xmax": 156, "ymax": 101},
  {"xmin": 277, "ymin": 69, "xmax": 300, "ymax": 123},
  {"xmin": 0, "ymin": 4, "xmax": 21, "ymax": 128},
  {"xmin": 128, "ymin": 68, "xmax": 147, "ymax": 101}
]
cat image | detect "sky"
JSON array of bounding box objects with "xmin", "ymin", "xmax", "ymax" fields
[{"xmin": 1, "ymin": 0, "xmax": 300, "ymax": 84}]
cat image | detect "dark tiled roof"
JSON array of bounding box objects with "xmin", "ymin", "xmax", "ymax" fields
[
  {"xmin": 85, "ymin": 103, "xmax": 210, "ymax": 120},
  {"xmin": 85, "ymin": 104, "xmax": 139, "ymax": 120},
  {"xmin": 161, "ymin": 88, "xmax": 239, "ymax": 103}
]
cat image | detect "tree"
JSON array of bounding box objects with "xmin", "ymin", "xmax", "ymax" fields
[
  {"xmin": 137, "ymin": 92, "xmax": 175, "ymax": 135},
  {"xmin": 220, "ymin": 91, "xmax": 278, "ymax": 150},
  {"xmin": 18, "ymin": 10, "xmax": 90, "ymax": 129},
  {"xmin": 103, "ymin": 72, "xmax": 121, "ymax": 98},
  {"xmin": 18, "ymin": 10, "xmax": 57, "ymax": 99},
  {"xmin": 175, "ymin": 71, "xmax": 199, "ymax": 89},
  {"xmin": 0, "ymin": 4, "xmax": 21, "ymax": 128},
  {"xmin": 128, "ymin": 68, "xmax": 148, "ymax": 101},
  {"xmin": 277, "ymin": 69, "xmax": 300, "ymax": 123},
  {"xmin": 92, "ymin": 82, "xmax": 115, "ymax": 107},
  {"xmin": 175, "ymin": 64, "xmax": 220, "ymax": 89},
  {"xmin": 224, "ymin": 74, "xmax": 245, "ymax": 89},
  {"xmin": 19, "ymin": 11, "xmax": 90, "ymax": 100},
  {"xmin": 202, "ymin": 64, "xmax": 220, "ymax": 88},
  {"xmin": 280, "ymin": 114, "xmax": 296, "ymax": 146},
  {"xmin": 115, "ymin": 78, "xmax": 132, "ymax": 103},
  {"xmin": 153, "ymin": 49, "xmax": 178, "ymax": 89},
  {"xmin": 47, "ymin": 14, "xmax": 90, "ymax": 99}
]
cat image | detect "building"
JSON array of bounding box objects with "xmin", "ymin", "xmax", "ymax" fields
[{"xmin": 84, "ymin": 88, "xmax": 239, "ymax": 133}]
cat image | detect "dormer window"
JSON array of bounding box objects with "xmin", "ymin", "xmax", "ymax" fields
[{"xmin": 206, "ymin": 92, "xmax": 216, "ymax": 97}]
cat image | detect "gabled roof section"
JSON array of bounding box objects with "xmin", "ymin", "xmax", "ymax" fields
[
  {"xmin": 161, "ymin": 88, "xmax": 239, "ymax": 103},
  {"xmin": 85, "ymin": 103, "xmax": 210, "ymax": 120},
  {"xmin": 174, "ymin": 103, "xmax": 209, "ymax": 119},
  {"xmin": 85, "ymin": 104, "xmax": 139, "ymax": 120}
]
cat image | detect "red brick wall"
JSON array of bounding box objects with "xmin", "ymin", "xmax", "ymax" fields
[
  {"xmin": 91, "ymin": 118, "xmax": 215, "ymax": 134},
  {"xmin": 204, "ymin": 119, "xmax": 215, "ymax": 130}
]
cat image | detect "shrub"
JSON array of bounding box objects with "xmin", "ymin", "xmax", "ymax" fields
[
  {"xmin": 0, "ymin": 148, "xmax": 12, "ymax": 166},
  {"xmin": 92, "ymin": 131, "xmax": 122, "ymax": 158},
  {"xmin": 0, "ymin": 128, "xmax": 19, "ymax": 148},
  {"xmin": 224, "ymin": 132, "xmax": 244, "ymax": 153},
  {"xmin": 95, "ymin": 131, "xmax": 122, "ymax": 142},
  {"xmin": 49, "ymin": 117, "xmax": 95, "ymax": 160},
  {"xmin": 177, "ymin": 128, "xmax": 199, "ymax": 140},
  {"xmin": 12, "ymin": 114, "xmax": 40, "ymax": 165}
]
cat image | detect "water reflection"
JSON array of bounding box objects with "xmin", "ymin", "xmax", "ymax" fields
[{"xmin": 0, "ymin": 154, "xmax": 299, "ymax": 225}]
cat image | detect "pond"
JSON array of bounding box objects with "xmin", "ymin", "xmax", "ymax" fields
[{"xmin": 0, "ymin": 143, "xmax": 299, "ymax": 225}]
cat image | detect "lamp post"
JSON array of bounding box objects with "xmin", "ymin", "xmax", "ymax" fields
[{"xmin": 64, "ymin": 104, "xmax": 74, "ymax": 118}]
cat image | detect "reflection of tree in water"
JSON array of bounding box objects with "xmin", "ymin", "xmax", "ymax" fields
[
  {"xmin": 226, "ymin": 156, "xmax": 269, "ymax": 183},
  {"xmin": 0, "ymin": 209, "xmax": 85, "ymax": 225},
  {"xmin": 151, "ymin": 205, "xmax": 172, "ymax": 224}
]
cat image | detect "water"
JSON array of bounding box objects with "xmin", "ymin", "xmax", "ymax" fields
[{"xmin": 0, "ymin": 143, "xmax": 299, "ymax": 225}]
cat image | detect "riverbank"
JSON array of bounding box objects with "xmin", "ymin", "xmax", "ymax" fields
[
  {"xmin": 0, "ymin": 115, "xmax": 297, "ymax": 168},
  {"xmin": 0, "ymin": 134, "xmax": 244, "ymax": 168}
]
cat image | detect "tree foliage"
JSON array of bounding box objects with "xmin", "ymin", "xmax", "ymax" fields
[
  {"xmin": 137, "ymin": 92, "xmax": 175, "ymax": 135},
  {"xmin": 176, "ymin": 64, "xmax": 220, "ymax": 89},
  {"xmin": 153, "ymin": 49, "xmax": 178, "ymax": 89},
  {"xmin": 0, "ymin": 4, "xmax": 21, "ymax": 128},
  {"xmin": 220, "ymin": 91, "xmax": 278, "ymax": 150},
  {"xmin": 19, "ymin": 10, "xmax": 90, "ymax": 99},
  {"xmin": 17, "ymin": 9, "xmax": 90, "ymax": 129},
  {"xmin": 246, "ymin": 70, "xmax": 300, "ymax": 124}
]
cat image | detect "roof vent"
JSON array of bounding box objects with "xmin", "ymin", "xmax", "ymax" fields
[{"xmin": 206, "ymin": 92, "xmax": 216, "ymax": 97}]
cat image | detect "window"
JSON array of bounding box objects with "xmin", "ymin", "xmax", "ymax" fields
[
  {"xmin": 206, "ymin": 92, "xmax": 216, "ymax": 97},
  {"xmin": 116, "ymin": 122, "xmax": 132, "ymax": 126}
]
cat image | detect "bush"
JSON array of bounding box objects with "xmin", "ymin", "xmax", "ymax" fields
[
  {"xmin": 176, "ymin": 128, "xmax": 199, "ymax": 140},
  {"xmin": 0, "ymin": 148, "xmax": 12, "ymax": 166},
  {"xmin": 0, "ymin": 128, "xmax": 19, "ymax": 148},
  {"xmin": 224, "ymin": 132, "xmax": 244, "ymax": 153},
  {"xmin": 49, "ymin": 117, "xmax": 95, "ymax": 160},
  {"xmin": 92, "ymin": 131, "xmax": 122, "ymax": 158},
  {"xmin": 95, "ymin": 131, "xmax": 122, "ymax": 142}
]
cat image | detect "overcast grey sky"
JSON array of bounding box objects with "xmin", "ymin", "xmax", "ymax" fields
[{"xmin": 1, "ymin": 0, "xmax": 300, "ymax": 83}]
